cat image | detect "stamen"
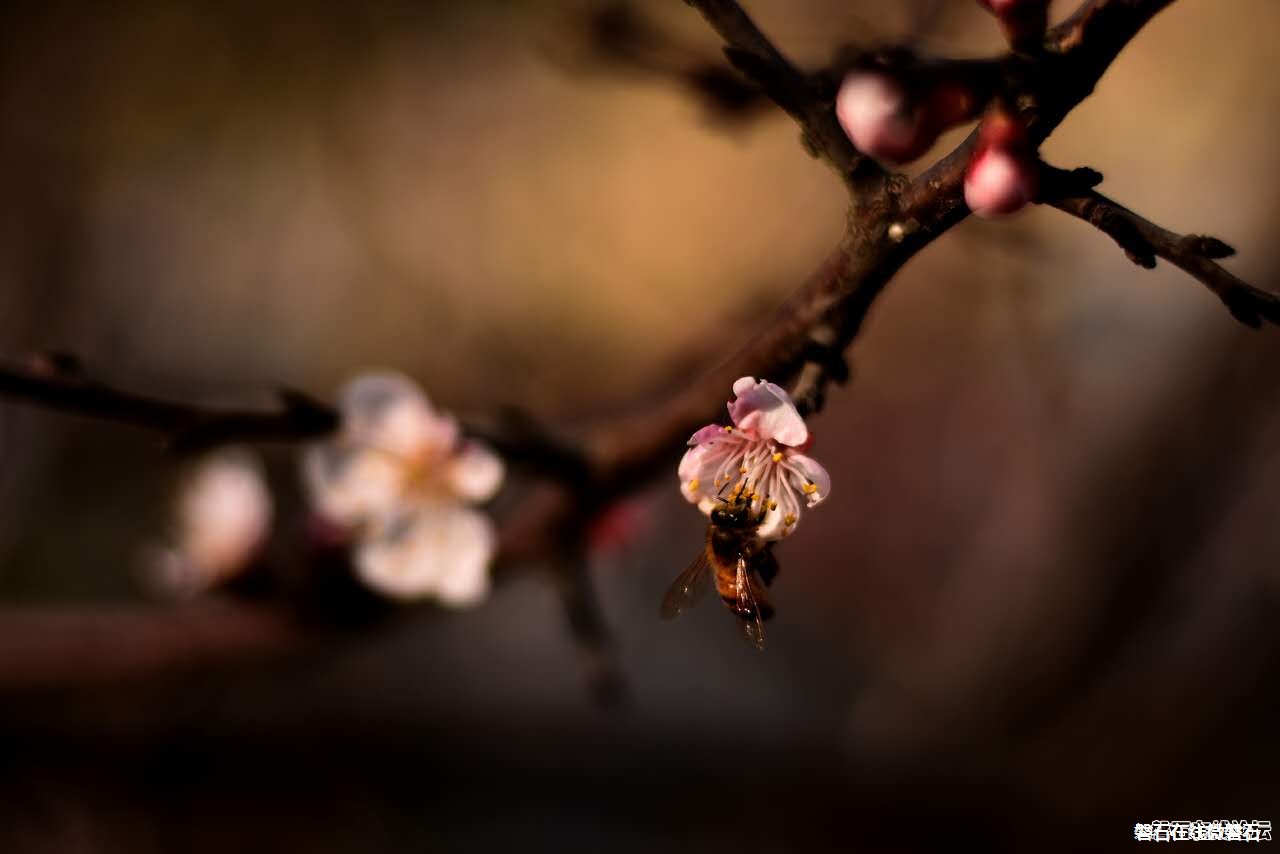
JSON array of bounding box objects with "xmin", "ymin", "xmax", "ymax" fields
[
  {"xmin": 724, "ymin": 426, "xmax": 733, "ymax": 433},
  {"xmin": 768, "ymin": 500, "xmax": 778, "ymax": 511},
  {"xmin": 688, "ymin": 479, "xmax": 700, "ymax": 492},
  {"xmin": 771, "ymin": 452, "xmax": 783, "ymax": 463},
  {"xmin": 784, "ymin": 513, "xmax": 796, "ymax": 526},
  {"xmin": 739, "ymin": 464, "xmax": 749, "ymax": 474},
  {"xmin": 802, "ymin": 482, "xmax": 818, "ymax": 495}
]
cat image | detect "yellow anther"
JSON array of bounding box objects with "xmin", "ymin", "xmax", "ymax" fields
[
  {"xmin": 771, "ymin": 452, "xmax": 783, "ymax": 463},
  {"xmin": 724, "ymin": 426, "xmax": 733, "ymax": 432},
  {"xmin": 802, "ymin": 482, "xmax": 818, "ymax": 495},
  {"xmin": 784, "ymin": 513, "xmax": 796, "ymax": 526},
  {"xmin": 769, "ymin": 500, "xmax": 778, "ymax": 511},
  {"xmin": 688, "ymin": 479, "xmax": 700, "ymax": 492},
  {"xmin": 739, "ymin": 464, "xmax": 749, "ymax": 474}
]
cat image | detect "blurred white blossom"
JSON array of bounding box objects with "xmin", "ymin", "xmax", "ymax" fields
[
  {"xmin": 303, "ymin": 372, "xmax": 504, "ymax": 605},
  {"xmin": 148, "ymin": 448, "xmax": 272, "ymax": 596}
]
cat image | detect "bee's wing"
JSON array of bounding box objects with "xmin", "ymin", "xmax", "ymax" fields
[
  {"xmin": 733, "ymin": 556, "xmax": 767, "ymax": 652},
  {"xmin": 660, "ymin": 549, "xmax": 713, "ymax": 620}
]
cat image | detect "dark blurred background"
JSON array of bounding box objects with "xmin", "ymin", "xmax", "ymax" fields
[{"xmin": 1, "ymin": 1, "xmax": 1279, "ymax": 851}]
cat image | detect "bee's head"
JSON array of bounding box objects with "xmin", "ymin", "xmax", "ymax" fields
[{"xmin": 710, "ymin": 497, "xmax": 754, "ymax": 529}]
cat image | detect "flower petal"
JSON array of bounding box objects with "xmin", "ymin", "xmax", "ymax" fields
[
  {"xmin": 354, "ymin": 503, "xmax": 496, "ymax": 604},
  {"xmin": 785, "ymin": 453, "xmax": 831, "ymax": 508},
  {"xmin": 302, "ymin": 443, "xmax": 405, "ymax": 526},
  {"xmin": 340, "ymin": 372, "xmax": 458, "ymax": 461},
  {"xmin": 678, "ymin": 431, "xmax": 746, "ymax": 507},
  {"xmin": 727, "ymin": 378, "xmax": 808, "ymax": 446},
  {"xmin": 176, "ymin": 449, "xmax": 272, "ymax": 579},
  {"xmin": 446, "ymin": 441, "xmax": 505, "ymax": 503},
  {"xmin": 754, "ymin": 478, "xmax": 801, "ymax": 541},
  {"xmin": 688, "ymin": 423, "xmax": 726, "ymax": 447},
  {"xmin": 430, "ymin": 509, "xmax": 496, "ymax": 607}
]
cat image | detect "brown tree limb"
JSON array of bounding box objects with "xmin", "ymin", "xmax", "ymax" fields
[
  {"xmin": 0, "ymin": 601, "xmax": 309, "ymax": 691},
  {"xmin": 1039, "ymin": 165, "xmax": 1280, "ymax": 328},
  {"xmin": 592, "ymin": 0, "xmax": 1187, "ymax": 487}
]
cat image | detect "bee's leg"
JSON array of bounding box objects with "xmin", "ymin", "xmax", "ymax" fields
[{"xmin": 755, "ymin": 545, "xmax": 780, "ymax": 588}]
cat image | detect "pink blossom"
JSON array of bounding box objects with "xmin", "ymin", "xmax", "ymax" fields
[
  {"xmin": 303, "ymin": 372, "xmax": 504, "ymax": 605},
  {"xmin": 678, "ymin": 377, "xmax": 830, "ymax": 540}
]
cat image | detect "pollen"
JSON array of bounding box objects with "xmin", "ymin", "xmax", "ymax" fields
[
  {"xmin": 802, "ymin": 482, "xmax": 818, "ymax": 495},
  {"xmin": 688, "ymin": 479, "xmax": 700, "ymax": 492},
  {"xmin": 771, "ymin": 452, "xmax": 783, "ymax": 463}
]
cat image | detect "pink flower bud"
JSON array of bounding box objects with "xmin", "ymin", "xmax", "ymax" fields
[
  {"xmin": 977, "ymin": 0, "xmax": 1049, "ymax": 51},
  {"xmin": 836, "ymin": 72, "xmax": 930, "ymax": 164},
  {"xmin": 964, "ymin": 107, "xmax": 1038, "ymax": 218},
  {"xmin": 964, "ymin": 147, "xmax": 1038, "ymax": 217},
  {"xmin": 837, "ymin": 72, "xmax": 980, "ymax": 164}
]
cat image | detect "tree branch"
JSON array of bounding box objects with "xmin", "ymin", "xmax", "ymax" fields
[
  {"xmin": 0, "ymin": 601, "xmax": 309, "ymax": 691},
  {"xmin": 1039, "ymin": 165, "xmax": 1280, "ymax": 328},
  {"xmin": 0, "ymin": 357, "xmax": 337, "ymax": 452},
  {"xmin": 592, "ymin": 0, "xmax": 1186, "ymax": 479},
  {"xmin": 0, "ymin": 0, "xmax": 1262, "ymax": 693}
]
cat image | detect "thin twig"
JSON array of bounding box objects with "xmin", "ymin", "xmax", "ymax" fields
[
  {"xmin": 1039, "ymin": 164, "xmax": 1280, "ymax": 328},
  {"xmin": 684, "ymin": 0, "xmax": 885, "ymax": 192},
  {"xmin": 556, "ymin": 555, "xmax": 625, "ymax": 706},
  {"xmin": 0, "ymin": 359, "xmax": 337, "ymax": 452}
]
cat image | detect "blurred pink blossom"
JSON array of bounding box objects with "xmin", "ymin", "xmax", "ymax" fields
[{"xmin": 147, "ymin": 448, "xmax": 272, "ymax": 596}]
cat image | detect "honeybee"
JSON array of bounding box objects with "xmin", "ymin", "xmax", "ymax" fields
[{"xmin": 661, "ymin": 489, "xmax": 779, "ymax": 651}]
